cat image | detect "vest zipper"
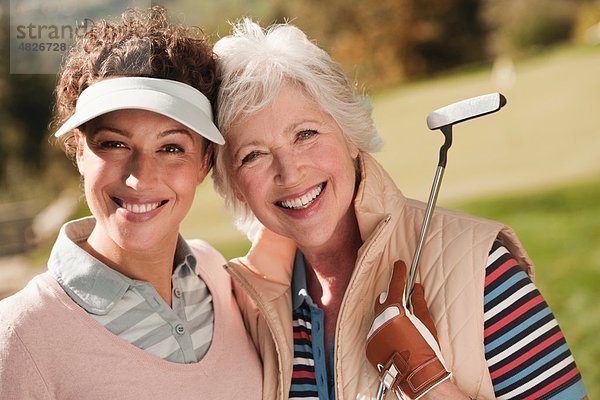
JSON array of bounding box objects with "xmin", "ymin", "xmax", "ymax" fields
[{"xmin": 333, "ymin": 214, "xmax": 393, "ymax": 399}]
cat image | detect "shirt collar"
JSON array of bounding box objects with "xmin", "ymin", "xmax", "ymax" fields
[
  {"xmin": 48, "ymin": 216, "xmax": 196, "ymax": 315},
  {"xmin": 291, "ymin": 250, "xmax": 316, "ymax": 310},
  {"xmin": 174, "ymin": 234, "xmax": 197, "ymax": 278}
]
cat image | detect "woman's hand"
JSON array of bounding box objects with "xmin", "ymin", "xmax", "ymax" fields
[{"xmin": 366, "ymin": 260, "xmax": 451, "ymax": 399}]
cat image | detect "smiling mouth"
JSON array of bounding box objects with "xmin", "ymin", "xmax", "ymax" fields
[
  {"xmin": 276, "ymin": 183, "xmax": 325, "ymax": 210},
  {"xmin": 112, "ymin": 198, "xmax": 168, "ymax": 214}
]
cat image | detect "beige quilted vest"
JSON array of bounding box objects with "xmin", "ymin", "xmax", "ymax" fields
[
  {"xmin": 225, "ymin": 153, "xmax": 535, "ymax": 400},
  {"xmin": 339, "ymin": 153, "xmax": 536, "ymax": 399},
  {"xmin": 357, "ymin": 199, "xmax": 536, "ymax": 399}
]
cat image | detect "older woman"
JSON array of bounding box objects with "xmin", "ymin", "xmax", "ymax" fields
[
  {"xmin": 212, "ymin": 19, "xmax": 587, "ymax": 400},
  {"xmin": 0, "ymin": 8, "xmax": 261, "ymax": 399}
]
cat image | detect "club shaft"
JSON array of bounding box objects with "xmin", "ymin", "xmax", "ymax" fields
[{"xmin": 405, "ymin": 165, "xmax": 445, "ymax": 307}]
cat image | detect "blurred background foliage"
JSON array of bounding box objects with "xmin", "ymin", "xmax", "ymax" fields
[{"xmin": 1, "ymin": 0, "xmax": 599, "ymax": 205}]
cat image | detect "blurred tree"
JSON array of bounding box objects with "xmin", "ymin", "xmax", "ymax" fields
[
  {"xmin": 482, "ymin": 0, "xmax": 582, "ymax": 57},
  {"xmin": 0, "ymin": 2, "xmax": 9, "ymax": 188},
  {"xmin": 273, "ymin": 0, "xmax": 487, "ymax": 88},
  {"xmin": 572, "ymin": 0, "xmax": 600, "ymax": 43},
  {"xmin": 408, "ymin": 0, "xmax": 487, "ymax": 76},
  {"xmin": 0, "ymin": 3, "xmax": 57, "ymax": 201},
  {"xmin": 3, "ymin": 75, "xmax": 54, "ymax": 171}
]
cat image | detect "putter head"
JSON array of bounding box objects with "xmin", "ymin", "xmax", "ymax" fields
[{"xmin": 426, "ymin": 93, "xmax": 507, "ymax": 130}]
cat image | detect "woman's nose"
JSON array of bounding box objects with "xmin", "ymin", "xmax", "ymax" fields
[
  {"xmin": 124, "ymin": 151, "xmax": 158, "ymax": 190},
  {"xmin": 273, "ymin": 151, "xmax": 303, "ymax": 188}
]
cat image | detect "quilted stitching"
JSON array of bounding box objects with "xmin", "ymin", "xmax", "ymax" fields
[{"xmin": 395, "ymin": 202, "xmax": 507, "ymax": 398}]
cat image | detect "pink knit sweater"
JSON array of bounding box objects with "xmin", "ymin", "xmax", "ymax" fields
[{"xmin": 0, "ymin": 252, "xmax": 262, "ymax": 399}]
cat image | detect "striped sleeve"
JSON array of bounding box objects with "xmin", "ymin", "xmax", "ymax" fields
[{"xmin": 484, "ymin": 240, "xmax": 587, "ymax": 399}]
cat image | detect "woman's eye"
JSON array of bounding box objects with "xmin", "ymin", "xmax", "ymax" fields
[
  {"xmin": 100, "ymin": 140, "xmax": 127, "ymax": 149},
  {"xmin": 297, "ymin": 129, "xmax": 317, "ymax": 141},
  {"xmin": 241, "ymin": 151, "xmax": 261, "ymax": 165},
  {"xmin": 162, "ymin": 144, "xmax": 184, "ymax": 153}
]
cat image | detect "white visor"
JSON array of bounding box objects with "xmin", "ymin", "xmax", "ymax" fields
[{"xmin": 53, "ymin": 77, "xmax": 224, "ymax": 144}]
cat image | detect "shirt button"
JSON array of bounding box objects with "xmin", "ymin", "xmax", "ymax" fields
[
  {"xmin": 173, "ymin": 288, "xmax": 183, "ymax": 298},
  {"xmin": 175, "ymin": 324, "xmax": 185, "ymax": 335}
]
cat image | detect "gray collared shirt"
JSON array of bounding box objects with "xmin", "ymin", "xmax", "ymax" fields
[{"xmin": 48, "ymin": 217, "xmax": 214, "ymax": 363}]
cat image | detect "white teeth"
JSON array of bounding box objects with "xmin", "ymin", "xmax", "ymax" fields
[
  {"xmin": 279, "ymin": 184, "xmax": 324, "ymax": 210},
  {"xmin": 122, "ymin": 201, "xmax": 161, "ymax": 214}
]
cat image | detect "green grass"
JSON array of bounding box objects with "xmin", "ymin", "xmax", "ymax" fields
[{"xmin": 452, "ymin": 177, "xmax": 600, "ymax": 397}]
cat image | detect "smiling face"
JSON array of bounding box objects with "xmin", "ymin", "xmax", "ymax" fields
[
  {"xmin": 75, "ymin": 109, "xmax": 209, "ymax": 254},
  {"xmin": 226, "ymin": 83, "xmax": 360, "ymax": 254}
]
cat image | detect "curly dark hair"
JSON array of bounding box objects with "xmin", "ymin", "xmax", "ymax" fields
[{"xmin": 52, "ymin": 6, "xmax": 218, "ymax": 161}]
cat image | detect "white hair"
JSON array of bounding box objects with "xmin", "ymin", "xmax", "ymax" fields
[{"xmin": 212, "ymin": 18, "xmax": 383, "ymax": 238}]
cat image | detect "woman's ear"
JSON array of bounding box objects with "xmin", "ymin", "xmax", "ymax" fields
[
  {"xmin": 234, "ymin": 187, "xmax": 246, "ymax": 203},
  {"xmin": 73, "ymin": 130, "xmax": 85, "ymax": 176}
]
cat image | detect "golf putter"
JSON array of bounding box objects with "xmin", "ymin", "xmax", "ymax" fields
[{"xmin": 403, "ymin": 93, "xmax": 507, "ymax": 309}]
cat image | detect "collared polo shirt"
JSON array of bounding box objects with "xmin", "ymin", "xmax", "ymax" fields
[{"xmin": 48, "ymin": 217, "xmax": 214, "ymax": 364}]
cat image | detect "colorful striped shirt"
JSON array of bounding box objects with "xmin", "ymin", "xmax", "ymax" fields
[
  {"xmin": 484, "ymin": 240, "xmax": 586, "ymax": 399},
  {"xmin": 290, "ymin": 241, "xmax": 587, "ymax": 399},
  {"xmin": 290, "ymin": 251, "xmax": 333, "ymax": 400}
]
